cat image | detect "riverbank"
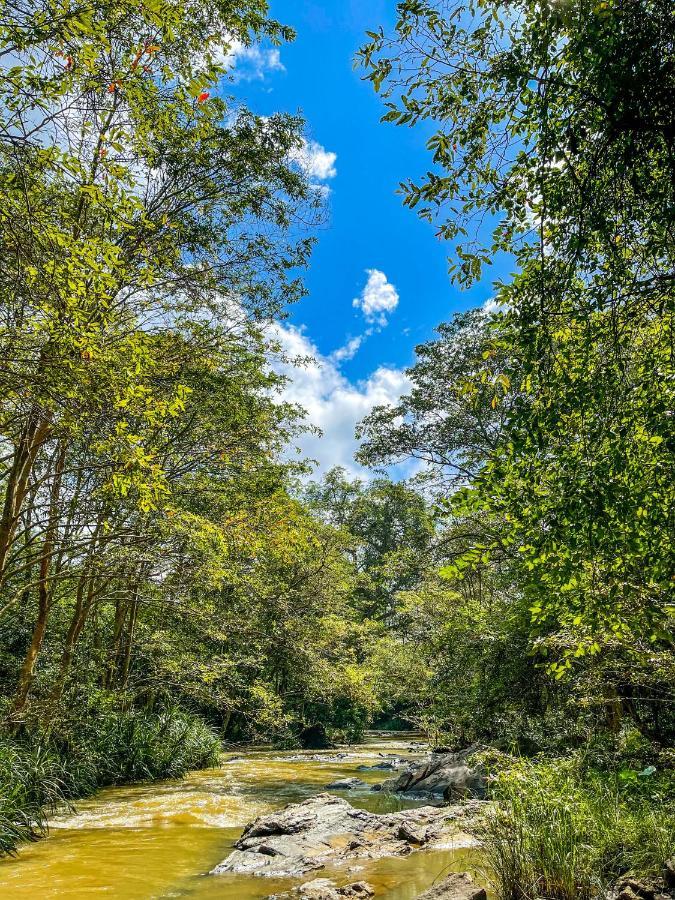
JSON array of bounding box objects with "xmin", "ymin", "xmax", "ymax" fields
[
  {"xmin": 473, "ymin": 752, "xmax": 675, "ymax": 900},
  {"xmin": 1, "ymin": 727, "xmax": 672, "ymax": 899},
  {"xmin": 0, "ymin": 703, "xmax": 220, "ymax": 856},
  {"xmin": 0, "ymin": 733, "xmax": 484, "ymax": 899}
]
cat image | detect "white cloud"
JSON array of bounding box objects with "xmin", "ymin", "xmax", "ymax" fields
[
  {"xmin": 220, "ymin": 39, "xmax": 285, "ymax": 82},
  {"xmin": 270, "ymin": 323, "xmax": 411, "ymax": 479},
  {"xmin": 482, "ymin": 297, "xmax": 500, "ymax": 316},
  {"xmin": 329, "ymin": 333, "xmax": 368, "ymax": 364},
  {"xmin": 353, "ymin": 269, "xmax": 399, "ymax": 326},
  {"xmin": 289, "ymin": 139, "xmax": 337, "ymax": 181},
  {"xmin": 482, "ymin": 295, "xmax": 510, "ymax": 316}
]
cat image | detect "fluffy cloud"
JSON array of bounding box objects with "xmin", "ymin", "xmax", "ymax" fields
[
  {"xmin": 270, "ymin": 323, "xmax": 411, "ymax": 479},
  {"xmin": 289, "ymin": 139, "xmax": 338, "ymax": 181},
  {"xmin": 353, "ymin": 269, "xmax": 400, "ymax": 326},
  {"xmin": 220, "ymin": 40, "xmax": 285, "ymax": 81},
  {"xmin": 329, "ymin": 334, "xmax": 366, "ymax": 363},
  {"xmin": 482, "ymin": 296, "xmax": 501, "ymax": 316}
]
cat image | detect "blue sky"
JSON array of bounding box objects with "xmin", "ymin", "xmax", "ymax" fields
[{"xmin": 227, "ymin": 2, "xmax": 510, "ymax": 477}]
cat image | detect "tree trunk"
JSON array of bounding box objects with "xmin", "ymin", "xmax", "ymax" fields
[
  {"xmin": 0, "ymin": 413, "xmax": 51, "ymax": 588},
  {"xmin": 50, "ymin": 575, "xmax": 97, "ymax": 704},
  {"xmin": 119, "ymin": 587, "xmax": 139, "ymax": 690},
  {"xmin": 11, "ymin": 443, "xmax": 65, "ymax": 717},
  {"xmin": 104, "ymin": 590, "xmax": 130, "ymax": 689},
  {"xmin": 49, "ymin": 517, "xmax": 106, "ymax": 703}
]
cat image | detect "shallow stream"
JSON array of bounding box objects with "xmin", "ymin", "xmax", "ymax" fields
[{"xmin": 0, "ymin": 733, "xmax": 483, "ymax": 899}]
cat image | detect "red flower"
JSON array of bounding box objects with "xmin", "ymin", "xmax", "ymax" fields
[{"xmin": 197, "ymin": 91, "xmax": 210, "ymax": 104}]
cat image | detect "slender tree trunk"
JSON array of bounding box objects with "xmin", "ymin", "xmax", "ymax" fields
[
  {"xmin": 0, "ymin": 413, "xmax": 51, "ymax": 588},
  {"xmin": 104, "ymin": 589, "xmax": 129, "ymax": 689},
  {"xmin": 119, "ymin": 586, "xmax": 139, "ymax": 691},
  {"xmin": 12, "ymin": 442, "xmax": 65, "ymax": 716},
  {"xmin": 50, "ymin": 576, "xmax": 99, "ymax": 704},
  {"xmin": 50, "ymin": 516, "xmax": 106, "ymax": 703}
]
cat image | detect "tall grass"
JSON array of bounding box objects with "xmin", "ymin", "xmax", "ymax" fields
[
  {"xmin": 0, "ymin": 704, "xmax": 220, "ymax": 855},
  {"xmin": 0, "ymin": 741, "xmax": 73, "ymax": 853},
  {"xmin": 476, "ymin": 755, "xmax": 675, "ymax": 900}
]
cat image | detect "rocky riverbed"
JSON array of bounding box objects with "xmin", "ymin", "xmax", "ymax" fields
[
  {"xmin": 212, "ymin": 793, "xmax": 480, "ymax": 878},
  {"xmin": 0, "ymin": 733, "xmax": 488, "ymax": 900}
]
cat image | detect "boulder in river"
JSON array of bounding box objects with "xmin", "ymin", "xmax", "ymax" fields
[
  {"xmin": 269, "ymin": 878, "xmax": 375, "ymax": 899},
  {"xmin": 416, "ymin": 872, "xmax": 487, "ymax": 899},
  {"xmin": 380, "ymin": 751, "xmax": 485, "ymax": 800},
  {"xmin": 325, "ymin": 777, "xmax": 368, "ymax": 790},
  {"xmin": 212, "ymin": 793, "xmax": 461, "ymax": 878},
  {"xmin": 356, "ymin": 760, "xmax": 404, "ymax": 771},
  {"xmin": 286, "ymin": 878, "xmax": 375, "ymax": 898},
  {"xmin": 299, "ymin": 723, "xmax": 334, "ymax": 750}
]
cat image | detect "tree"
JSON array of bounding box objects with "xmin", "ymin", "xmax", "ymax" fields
[
  {"xmin": 307, "ymin": 468, "xmax": 435, "ymax": 622},
  {"xmin": 0, "ymin": 0, "xmax": 319, "ymax": 717},
  {"xmin": 360, "ymin": 0, "xmax": 674, "ymax": 686},
  {"xmin": 356, "ymin": 307, "xmax": 509, "ymax": 491}
]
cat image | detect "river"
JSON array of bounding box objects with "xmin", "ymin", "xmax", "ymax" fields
[{"xmin": 0, "ymin": 733, "xmax": 484, "ymax": 899}]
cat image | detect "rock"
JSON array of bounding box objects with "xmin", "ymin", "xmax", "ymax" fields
[
  {"xmin": 370, "ymin": 783, "xmax": 383, "ymax": 792},
  {"xmin": 610, "ymin": 872, "xmax": 675, "ymax": 900},
  {"xmin": 325, "ymin": 778, "xmax": 368, "ymax": 790},
  {"xmin": 274, "ymin": 879, "xmax": 375, "ymax": 900},
  {"xmin": 441, "ymin": 767, "xmax": 485, "ymax": 801},
  {"xmin": 380, "ymin": 751, "xmax": 485, "ymax": 800},
  {"xmin": 665, "ymin": 860, "xmax": 675, "ymax": 891},
  {"xmin": 416, "ymin": 872, "xmax": 487, "ymax": 899},
  {"xmin": 616, "ymin": 878, "xmax": 659, "ymax": 900},
  {"xmin": 397, "ymin": 823, "xmax": 427, "ymax": 845},
  {"xmin": 296, "ymin": 879, "xmax": 339, "ymax": 899},
  {"xmin": 212, "ymin": 793, "xmax": 455, "ymax": 878},
  {"xmin": 357, "ymin": 760, "xmax": 402, "ymax": 771},
  {"xmin": 299, "ymin": 723, "xmax": 334, "ymax": 750},
  {"xmin": 344, "ymin": 883, "xmax": 375, "ymax": 897}
]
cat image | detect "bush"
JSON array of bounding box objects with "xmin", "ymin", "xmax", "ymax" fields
[
  {"xmin": 0, "ymin": 701, "xmax": 220, "ymax": 856},
  {"xmin": 0, "ymin": 741, "xmax": 72, "ymax": 853},
  {"xmin": 72, "ymin": 703, "xmax": 221, "ymax": 783},
  {"xmin": 476, "ymin": 755, "xmax": 675, "ymax": 899}
]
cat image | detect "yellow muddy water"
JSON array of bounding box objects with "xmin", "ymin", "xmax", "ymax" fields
[{"xmin": 0, "ymin": 733, "xmax": 485, "ymax": 899}]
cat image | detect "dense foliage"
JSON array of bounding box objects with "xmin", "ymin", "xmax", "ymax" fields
[
  {"xmin": 359, "ymin": 0, "xmax": 674, "ymax": 733},
  {"xmin": 0, "ymin": 0, "xmax": 672, "ymax": 891},
  {"xmin": 355, "ymin": 1, "xmax": 674, "ymax": 892},
  {"xmin": 477, "ymin": 753, "xmax": 675, "ymax": 899}
]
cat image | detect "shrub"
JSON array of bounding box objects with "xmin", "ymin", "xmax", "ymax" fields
[
  {"xmin": 0, "ymin": 741, "xmax": 72, "ymax": 853},
  {"xmin": 0, "ymin": 701, "xmax": 220, "ymax": 856},
  {"xmin": 476, "ymin": 755, "xmax": 675, "ymax": 900}
]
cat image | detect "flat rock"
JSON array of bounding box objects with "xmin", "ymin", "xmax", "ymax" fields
[
  {"xmin": 270, "ymin": 878, "xmax": 375, "ymax": 900},
  {"xmin": 212, "ymin": 793, "xmax": 455, "ymax": 878},
  {"xmin": 325, "ymin": 778, "xmax": 368, "ymax": 790},
  {"xmin": 416, "ymin": 872, "xmax": 487, "ymax": 899}
]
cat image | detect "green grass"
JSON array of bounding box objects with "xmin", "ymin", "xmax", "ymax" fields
[
  {"xmin": 475, "ymin": 754, "xmax": 675, "ymax": 900},
  {"xmin": 0, "ymin": 703, "xmax": 220, "ymax": 856}
]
